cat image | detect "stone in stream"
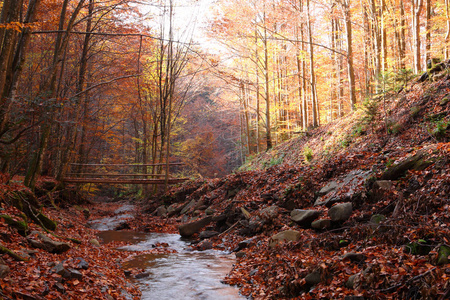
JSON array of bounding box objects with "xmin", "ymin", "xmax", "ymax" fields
[
  {"xmin": 178, "ymin": 216, "xmax": 213, "ymax": 237},
  {"xmin": 198, "ymin": 230, "xmax": 219, "ymax": 239},
  {"xmin": 135, "ymin": 271, "xmax": 150, "ymax": 279}
]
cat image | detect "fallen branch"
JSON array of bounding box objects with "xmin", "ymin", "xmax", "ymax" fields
[{"xmin": 218, "ymin": 221, "xmax": 240, "ymax": 237}]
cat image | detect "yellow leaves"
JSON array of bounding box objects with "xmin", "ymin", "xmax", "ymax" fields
[{"xmin": 0, "ymin": 22, "xmax": 35, "ymax": 32}]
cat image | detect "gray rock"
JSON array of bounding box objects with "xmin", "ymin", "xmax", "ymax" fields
[
  {"xmin": 345, "ymin": 274, "xmax": 359, "ymax": 289},
  {"xmin": 68, "ymin": 268, "xmax": 83, "ymax": 280},
  {"xmin": 199, "ymin": 230, "xmax": 219, "ymax": 239},
  {"xmin": 311, "ymin": 219, "xmax": 331, "ymax": 229},
  {"xmin": 290, "ymin": 209, "xmax": 320, "ymax": 225},
  {"xmin": 305, "ymin": 270, "xmax": 321, "ymax": 285},
  {"xmin": 237, "ymin": 238, "xmax": 255, "ymax": 250},
  {"xmin": 27, "ymin": 232, "xmax": 70, "ymax": 254},
  {"xmin": 343, "ymin": 253, "xmax": 366, "ymax": 262},
  {"xmin": 54, "ymin": 282, "xmax": 65, "ymax": 294},
  {"xmin": 154, "ymin": 205, "xmax": 167, "ymax": 217},
  {"xmin": 205, "ymin": 207, "xmax": 215, "ymax": 215},
  {"xmin": 178, "ymin": 216, "xmax": 213, "ymax": 237},
  {"xmin": 0, "ymin": 264, "xmax": 9, "ymax": 278},
  {"xmin": 197, "ymin": 240, "xmax": 213, "ymax": 251},
  {"xmin": 180, "ymin": 199, "xmax": 197, "ymax": 215},
  {"xmin": 167, "ymin": 203, "xmax": 182, "ymax": 216},
  {"xmin": 53, "ymin": 263, "xmax": 71, "ymax": 278},
  {"xmin": 75, "ymin": 257, "xmax": 89, "ymax": 270},
  {"xmin": 315, "ymin": 170, "xmax": 372, "ymax": 206},
  {"xmin": 319, "ymin": 181, "xmax": 339, "ymax": 196},
  {"xmin": 328, "ymin": 202, "xmax": 353, "ymax": 222},
  {"xmin": 269, "ymin": 230, "xmax": 301, "ymax": 248}
]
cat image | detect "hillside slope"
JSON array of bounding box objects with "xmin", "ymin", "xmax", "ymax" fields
[{"xmin": 150, "ymin": 71, "xmax": 450, "ymax": 299}]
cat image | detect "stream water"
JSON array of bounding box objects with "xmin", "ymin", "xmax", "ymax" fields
[{"xmin": 90, "ymin": 206, "xmax": 244, "ymax": 300}]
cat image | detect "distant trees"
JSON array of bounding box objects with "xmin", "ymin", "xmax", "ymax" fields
[{"xmin": 208, "ymin": 0, "xmax": 448, "ymax": 155}]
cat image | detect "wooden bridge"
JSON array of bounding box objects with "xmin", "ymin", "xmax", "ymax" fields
[{"xmin": 63, "ymin": 163, "xmax": 189, "ymax": 185}]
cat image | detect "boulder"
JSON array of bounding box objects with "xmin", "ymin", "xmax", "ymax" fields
[
  {"xmin": 167, "ymin": 203, "xmax": 183, "ymax": 216},
  {"xmin": 154, "ymin": 206, "xmax": 167, "ymax": 217},
  {"xmin": 198, "ymin": 230, "xmax": 219, "ymax": 239},
  {"xmin": 178, "ymin": 216, "xmax": 212, "ymax": 237},
  {"xmin": 268, "ymin": 230, "xmax": 301, "ymax": 248},
  {"xmin": 180, "ymin": 200, "xmax": 197, "ymax": 215},
  {"xmin": 291, "ymin": 209, "xmax": 320, "ymax": 226},
  {"xmin": 311, "ymin": 219, "xmax": 331, "ymax": 230},
  {"xmin": 345, "ymin": 274, "xmax": 359, "ymax": 289},
  {"xmin": 328, "ymin": 202, "xmax": 353, "ymax": 222},
  {"xmin": 318, "ymin": 181, "xmax": 339, "ymax": 196},
  {"xmin": 381, "ymin": 151, "xmax": 432, "ymax": 180},
  {"xmin": 205, "ymin": 207, "xmax": 215, "ymax": 215},
  {"xmin": 315, "ymin": 170, "xmax": 372, "ymax": 206},
  {"xmin": 27, "ymin": 231, "xmax": 70, "ymax": 254},
  {"xmin": 197, "ymin": 240, "xmax": 213, "ymax": 251}
]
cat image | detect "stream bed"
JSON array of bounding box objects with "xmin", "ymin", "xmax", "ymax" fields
[{"xmin": 90, "ymin": 206, "xmax": 244, "ymax": 300}]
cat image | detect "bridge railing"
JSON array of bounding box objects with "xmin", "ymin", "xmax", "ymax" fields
[{"xmin": 63, "ymin": 163, "xmax": 188, "ymax": 185}]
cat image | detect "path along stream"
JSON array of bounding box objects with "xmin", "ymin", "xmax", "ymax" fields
[{"xmin": 89, "ymin": 205, "xmax": 244, "ymax": 300}]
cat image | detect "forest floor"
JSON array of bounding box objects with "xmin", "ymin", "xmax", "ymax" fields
[{"xmin": 0, "ymin": 72, "xmax": 449, "ymax": 299}]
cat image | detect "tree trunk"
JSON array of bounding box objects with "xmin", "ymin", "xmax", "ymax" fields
[
  {"xmin": 412, "ymin": 0, "xmax": 424, "ymax": 73},
  {"xmin": 306, "ymin": 0, "xmax": 318, "ymax": 127},
  {"xmin": 343, "ymin": 0, "xmax": 357, "ymax": 110}
]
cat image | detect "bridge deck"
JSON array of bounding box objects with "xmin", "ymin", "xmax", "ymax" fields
[{"xmin": 62, "ymin": 178, "xmax": 189, "ymax": 184}]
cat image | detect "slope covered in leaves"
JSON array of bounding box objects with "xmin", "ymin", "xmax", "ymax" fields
[{"xmin": 154, "ymin": 74, "xmax": 450, "ymax": 299}]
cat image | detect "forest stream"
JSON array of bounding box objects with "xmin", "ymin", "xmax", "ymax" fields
[{"xmin": 89, "ymin": 205, "xmax": 244, "ymax": 300}]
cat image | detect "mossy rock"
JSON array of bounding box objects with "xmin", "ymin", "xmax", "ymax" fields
[
  {"xmin": 404, "ymin": 241, "xmax": 432, "ymax": 255},
  {"xmin": 370, "ymin": 214, "xmax": 386, "ymax": 224},
  {"xmin": 37, "ymin": 212, "xmax": 57, "ymax": 231},
  {"xmin": 437, "ymin": 245, "xmax": 450, "ymax": 265},
  {"xmin": 0, "ymin": 214, "xmax": 28, "ymax": 236}
]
